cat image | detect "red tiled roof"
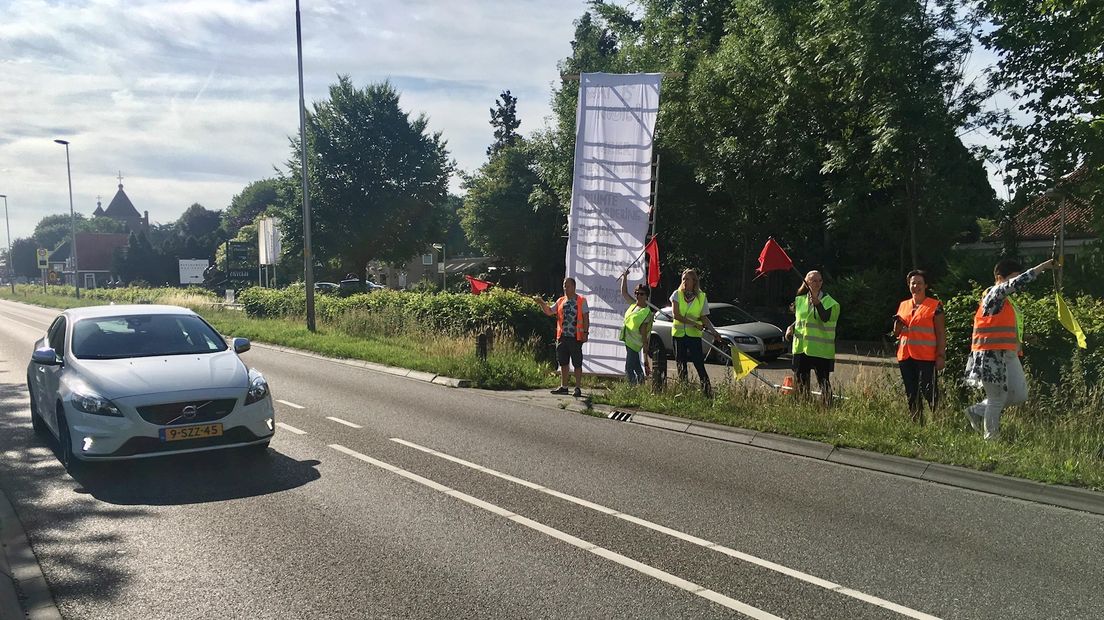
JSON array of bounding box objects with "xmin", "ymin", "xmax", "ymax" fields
[
  {"xmin": 984, "ymin": 167, "xmax": 1098, "ymax": 242},
  {"xmin": 50, "ymin": 234, "xmax": 130, "ymax": 271}
]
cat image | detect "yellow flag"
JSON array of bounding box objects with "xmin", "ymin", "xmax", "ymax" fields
[
  {"xmin": 731, "ymin": 348, "xmax": 760, "ymax": 380},
  {"xmin": 1056, "ymin": 293, "xmax": 1088, "ymax": 349}
]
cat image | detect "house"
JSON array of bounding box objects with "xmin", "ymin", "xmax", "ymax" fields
[{"xmin": 48, "ymin": 179, "xmax": 146, "ymax": 288}]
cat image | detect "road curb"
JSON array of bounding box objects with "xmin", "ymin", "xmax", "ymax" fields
[
  {"xmin": 249, "ymin": 343, "xmax": 471, "ymax": 388},
  {"xmin": 604, "ymin": 407, "xmax": 1104, "ymax": 516},
  {"xmin": 0, "ymin": 488, "xmax": 62, "ymax": 620}
]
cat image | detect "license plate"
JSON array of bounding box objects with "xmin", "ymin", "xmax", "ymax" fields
[{"xmin": 160, "ymin": 423, "xmax": 224, "ymax": 442}]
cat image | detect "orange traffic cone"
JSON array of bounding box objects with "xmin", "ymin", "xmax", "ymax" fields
[{"xmin": 780, "ymin": 375, "xmax": 794, "ymax": 395}]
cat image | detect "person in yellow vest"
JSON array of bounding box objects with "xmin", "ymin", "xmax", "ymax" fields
[
  {"xmin": 619, "ymin": 274, "xmax": 654, "ymax": 385},
  {"xmin": 784, "ymin": 270, "xmax": 839, "ymax": 404},
  {"xmin": 669, "ymin": 269, "xmax": 722, "ymax": 397},
  {"xmin": 964, "ymin": 258, "xmax": 1055, "ymax": 440},
  {"xmin": 892, "ymin": 269, "xmax": 946, "ymax": 423},
  {"xmin": 535, "ymin": 277, "xmax": 590, "ymax": 397}
]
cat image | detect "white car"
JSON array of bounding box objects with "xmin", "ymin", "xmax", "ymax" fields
[
  {"xmin": 650, "ymin": 303, "xmax": 787, "ymax": 362},
  {"xmin": 26, "ymin": 305, "xmax": 275, "ymax": 469}
]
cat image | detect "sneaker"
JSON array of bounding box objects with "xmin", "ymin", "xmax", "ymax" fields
[
  {"xmin": 550, "ymin": 386, "xmax": 569, "ymax": 395},
  {"xmin": 573, "ymin": 387, "xmax": 583, "ymax": 398},
  {"xmin": 964, "ymin": 406, "xmax": 982, "ymax": 432}
]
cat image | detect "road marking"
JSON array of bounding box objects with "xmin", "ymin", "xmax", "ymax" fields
[
  {"xmin": 276, "ymin": 399, "xmax": 305, "ymax": 409},
  {"xmin": 390, "ymin": 438, "xmax": 941, "ymax": 620},
  {"xmin": 328, "ymin": 443, "xmax": 781, "ymax": 619},
  {"xmin": 326, "ymin": 416, "xmax": 362, "ymax": 429},
  {"xmin": 276, "ymin": 422, "xmax": 307, "ymax": 435}
]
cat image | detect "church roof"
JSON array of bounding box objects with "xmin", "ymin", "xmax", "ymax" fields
[
  {"xmin": 92, "ymin": 204, "xmax": 105, "ymax": 217},
  {"xmin": 103, "ymin": 184, "xmax": 140, "ymax": 220}
]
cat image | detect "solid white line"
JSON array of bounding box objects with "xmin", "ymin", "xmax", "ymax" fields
[
  {"xmin": 327, "ymin": 443, "xmax": 780, "ymax": 619},
  {"xmin": 389, "ymin": 437, "xmax": 941, "ymax": 620},
  {"xmin": 326, "ymin": 416, "xmax": 362, "ymax": 429},
  {"xmin": 275, "ymin": 422, "xmax": 307, "ymax": 435},
  {"xmin": 276, "ymin": 399, "xmax": 305, "ymax": 409}
]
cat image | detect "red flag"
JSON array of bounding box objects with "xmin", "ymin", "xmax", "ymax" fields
[
  {"xmin": 644, "ymin": 237, "xmax": 660, "ymax": 288},
  {"xmin": 464, "ymin": 274, "xmax": 492, "ymax": 295},
  {"xmin": 754, "ymin": 237, "xmax": 794, "ymax": 279}
]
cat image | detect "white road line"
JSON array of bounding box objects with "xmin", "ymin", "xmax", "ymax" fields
[
  {"xmin": 326, "ymin": 416, "xmax": 362, "ymax": 429},
  {"xmin": 389, "ymin": 437, "xmax": 941, "ymax": 620},
  {"xmin": 276, "ymin": 399, "xmax": 305, "ymax": 409},
  {"xmin": 328, "ymin": 443, "xmax": 781, "ymax": 619},
  {"xmin": 275, "ymin": 422, "xmax": 307, "ymax": 435}
]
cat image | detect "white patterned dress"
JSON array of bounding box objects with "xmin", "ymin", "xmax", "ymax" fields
[{"xmin": 963, "ymin": 267, "xmax": 1043, "ymax": 389}]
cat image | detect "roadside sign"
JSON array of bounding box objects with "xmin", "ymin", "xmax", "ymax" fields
[
  {"xmin": 37, "ymin": 248, "xmax": 49, "ymax": 269},
  {"xmin": 178, "ymin": 259, "xmax": 209, "ymax": 285}
]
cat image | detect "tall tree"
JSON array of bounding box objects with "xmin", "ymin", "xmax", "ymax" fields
[
  {"xmin": 10, "ymin": 237, "xmax": 39, "ymax": 279},
  {"xmin": 278, "ymin": 77, "xmax": 454, "ymax": 275},
  {"xmin": 487, "ymin": 90, "xmax": 521, "ymax": 156},
  {"xmin": 224, "ymin": 178, "xmax": 280, "ymax": 236}
]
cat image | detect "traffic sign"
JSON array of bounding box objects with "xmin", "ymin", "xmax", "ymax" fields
[{"xmin": 37, "ymin": 248, "xmax": 49, "ymax": 269}]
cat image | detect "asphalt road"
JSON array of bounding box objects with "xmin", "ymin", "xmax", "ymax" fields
[{"xmin": 1, "ymin": 298, "xmax": 1102, "ymax": 619}]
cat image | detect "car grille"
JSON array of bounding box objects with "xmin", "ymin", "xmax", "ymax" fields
[{"xmin": 136, "ymin": 399, "xmax": 238, "ymax": 426}]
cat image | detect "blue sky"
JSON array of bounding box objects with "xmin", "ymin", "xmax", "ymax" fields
[
  {"xmin": 0, "ymin": 0, "xmax": 1008, "ymax": 244},
  {"xmin": 0, "ymin": 0, "xmax": 590, "ymax": 239}
]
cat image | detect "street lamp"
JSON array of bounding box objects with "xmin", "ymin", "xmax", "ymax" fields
[
  {"xmin": 295, "ymin": 0, "xmax": 316, "ymax": 331},
  {"xmin": 0, "ymin": 194, "xmax": 12, "ymax": 293},
  {"xmin": 54, "ymin": 139, "xmax": 79, "ymax": 299},
  {"xmin": 432, "ymin": 243, "xmax": 446, "ymax": 291}
]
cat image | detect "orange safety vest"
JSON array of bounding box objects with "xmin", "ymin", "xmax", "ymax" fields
[
  {"xmin": 971, "ymin": 295, "xmax": 1019, "ymax": 354},
  {"xmin": 896, "ymin": 297, "xmax": 940, "ymax": 362},
  {"xmin": 555, "ymin": 295, "xmax": 586, "ymax": 342}
]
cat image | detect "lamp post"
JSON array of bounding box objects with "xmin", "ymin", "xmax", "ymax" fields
[
  {"xmin": 432, "ymin": 243, "xmax": 446, "ymax": 291},
  {"xmin": 0, "ymin": 194, "xmax": 12, "ymax": 293},
  {"xmin": 295, "ymin": 0, "xmax": 315, "ymax": 331},
  {"xmin": 53, "ymin": 139, "xmax": 79, "ymax": 299}
]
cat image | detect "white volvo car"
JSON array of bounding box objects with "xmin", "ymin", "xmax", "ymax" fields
[{"xmin": 27, "ymin": 305, "xmax": 275, "ymax": 469}]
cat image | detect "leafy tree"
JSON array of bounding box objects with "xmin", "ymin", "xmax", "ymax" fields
[
  {"xmin": 32, "ymin": 212, "xmax": 127, "ymax": 251},
  {"xmin": 177, "ymin": 203, "xmax": 222, "ymax": 242},
  {"xmin": 278, "ymin": 77, "xmax": 454, "ymax": 276},
  {"xmin": 225, "ymin": 178, "xmax": 280, "ymax": 236},
  {"xmin": 981, "ymin": 0, "xmax": 1103, "ymax": 195},
  {"xmin": 487, "ymin": 90, "xmax": 521, "ymax": 156},
  {"xmin": 113, "ymin": 231, "xmax": 162, "ymax": 285},
  {"xmin": 10, "ymin": 237, "xmax": 39, "ymax": 279}
]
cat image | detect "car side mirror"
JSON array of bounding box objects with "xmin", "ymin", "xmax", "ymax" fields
[
  {"xmin": 232, "ymin": 338, "xmax": 251, "ymax": 354},
  {"xmin": 32, "ymin": 347, "xmax": 61, "ymax": 366}
]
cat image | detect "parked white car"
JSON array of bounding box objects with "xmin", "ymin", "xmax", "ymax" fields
[
  {"xmin": 650, "ymin": 303, "xmax": 787, "ymax": 362},
  {"xmin": 27, "ymin": 305, "xmax": 275, "ymax": 469}
]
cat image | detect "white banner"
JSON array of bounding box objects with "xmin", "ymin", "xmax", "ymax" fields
[
  {"xmin": 566, "ymin": 73, "xmax": 662, "ymax": 375},
  {"xmin": 258, "ymin": 217, "xmax": 282, "ymax": 265},
  {"xmin": 178, "ymin": 259, "xmax": 208, "ymax": 285}
]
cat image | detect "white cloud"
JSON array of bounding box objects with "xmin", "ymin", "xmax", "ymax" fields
[{"xmin": 0, "ymin": 0, "xmax": 587, "ymax": 239}]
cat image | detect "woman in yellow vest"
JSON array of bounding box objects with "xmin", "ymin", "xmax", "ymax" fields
[
  {"xmin": 892, "ymin": 269, "xmax": 946, "ymax": 423},
  {"xmin": 964, "ymin": 258, "xmax": 1055, "ymax": 440},
  {"xmin": 784, "ymin": 270, "xmax": 839, "ymax": 404},
  {"xmin": 669, "ymin": 268, "xmax": 722, "ymax": 397},
  {"xmin": 619, "ymin": 274, "xmax": 654, "ymax": 384}
]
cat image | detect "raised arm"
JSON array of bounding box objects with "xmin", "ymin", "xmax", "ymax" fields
[{"xmin": 619, "ymin": 272, "xmax": 635, "ymax": 303}]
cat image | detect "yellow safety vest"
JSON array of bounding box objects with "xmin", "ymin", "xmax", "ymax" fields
[
  {"xmin": 793, "ymin": 293, "xmax": 839, "ymax": 359},
  {"xmin": 620, "ymin": 304, "xmax": 653, "ymax": 352},
  {"xmin": 672, "ymin": 290, "xmax": 707, "ymax": 338}
]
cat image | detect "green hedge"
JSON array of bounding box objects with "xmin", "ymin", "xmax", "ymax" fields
[{"xmin": 237, "ymin": 286, "xmax": 555, "ymax": 344}]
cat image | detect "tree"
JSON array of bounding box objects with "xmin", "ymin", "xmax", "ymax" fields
[
  {"xmin": 278, "ymin": 77, "xmax": 454, "ymax": 275},
  {"xmin": 981, "ymin": 0, "xmax": 1103, "ymax": 195},
  {"xmin": 487, "ymin": 90, "xmax": 521, "ymax": 156},
  {"xmin": 10, "ymin": 237, "xmax": 39, "ymax": 279},
  {"xmin": 225, "ymin": 178, "xmax": 280, "ymax": 236},
  {"xmin": 177, "ymin": 203, "xmax": 222, "ymax": 241},
  {"xmin": 32, "ymin": 212, "xmax": 127, "ymax": 251}
]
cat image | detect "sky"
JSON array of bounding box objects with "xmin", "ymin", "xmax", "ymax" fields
[{"xmin": 0, "ymin": 0, "xmax": 590, "ymax": 241}]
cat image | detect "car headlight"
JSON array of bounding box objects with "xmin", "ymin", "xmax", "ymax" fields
[
  {"xmin": 245, "ymin": 370, "xmax": 269, "ymax": 405},
  {"xmin": 71, "ymin": 390, "xmax": 123, "ymax": 417}
]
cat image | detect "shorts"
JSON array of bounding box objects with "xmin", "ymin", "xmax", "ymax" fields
[{"xmin": 556, "ymin": 339, "xmax": 584, "ymax": 368}]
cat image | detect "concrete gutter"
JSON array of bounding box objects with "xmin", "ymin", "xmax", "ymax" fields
[{"xmin": 0, "ymin": 489, "xmax": 62, "ymax": 619}]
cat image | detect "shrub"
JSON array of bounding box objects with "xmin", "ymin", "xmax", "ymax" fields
[{"xmin": 829, "ymin": 268, "xmax": 901, "ymax": 340}]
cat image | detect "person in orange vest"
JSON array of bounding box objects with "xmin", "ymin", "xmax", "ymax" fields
[
  {"xmin": 964, "ymin": 258, "xmax": 1056, "ymax": 440},
  {"xmin": 535, "ymin": 277, "xmax": 590, "ymax": 397},
  {"xmin": 892, "ymin": 270, "xmax": 946, "ymax": 424}
]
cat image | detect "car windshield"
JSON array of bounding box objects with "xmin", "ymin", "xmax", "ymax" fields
[
  {"xmin": 708, "ymin": 306, "xmax": 756, "ymax": 327},
  {"xmin": 72, "ymin": 314, "xmax": 228, "ymax": 360}
]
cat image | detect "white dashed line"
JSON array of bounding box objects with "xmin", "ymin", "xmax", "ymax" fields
[
  {"xmin": 389, "ymin": 438, "xmax": 941, "ymax": 620},
  {"xmin": 276, "ymin": 422, "xmax": 307, "ymax": 435},
  {"xmin": 327, "ymin": 443, "xmax": 780, "ymax": 619},
  {"xmin": 326, "ymin": 416, "xmax": 362, "ymax": 429},
  {"xmin": 276, "ymin": 399, "xmax": 305, "ymax": 409}
]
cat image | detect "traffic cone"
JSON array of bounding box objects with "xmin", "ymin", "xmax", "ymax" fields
[{"xmin": 780, "ymin": 375, "xmax": 794, "ymax": 395}]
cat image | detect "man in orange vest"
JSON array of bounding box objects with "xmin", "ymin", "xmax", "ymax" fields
[
  {"xmin": 535, "ymin": 277, "xmax": 590, "ymax": 397},
  {"xmin": 893, "ymin": 269, "xmax": 946, "ymax": 424},
  {"xmin": 964, "ymin": 258, "xmax": 1055, "ymax": 440}
]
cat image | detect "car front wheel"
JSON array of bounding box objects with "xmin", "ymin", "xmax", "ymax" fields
[
  {"xmin": 28, "ymin": 380, "xmax": 47, "ymax": 436},
  {"xmin": 55, "ymin": 404, "xmax": 82, "ymax": 473}
]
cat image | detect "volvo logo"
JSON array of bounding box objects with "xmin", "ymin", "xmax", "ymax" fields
[{"xmin": 181, "ymin": 405, "xmax": 198, "ymax": 419}]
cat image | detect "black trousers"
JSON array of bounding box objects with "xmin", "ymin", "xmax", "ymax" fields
[
  {"xmin": 674, "ymin": 335, "xmax": 712, "ymax": 394},
  {"xmin": 899, "ymin": 357, "xmax": 937, "ymax": 419},
  {"xmin": 792, "ymin": 353, "xmax": 833, "ymax": 403}
]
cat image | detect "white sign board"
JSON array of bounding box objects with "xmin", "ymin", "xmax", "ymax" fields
[
  {"xmin": 178, "ymin": 259, "xmax": 209, "ymax": 285},
  {"xmin": 258, "ymin": 217, "xmax": 282, "ymax": 266},
  {"xmin": 565, "ymin": 73, "xmax": 662, "ymax": 375}
]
